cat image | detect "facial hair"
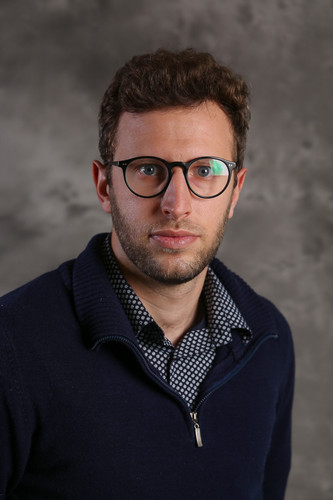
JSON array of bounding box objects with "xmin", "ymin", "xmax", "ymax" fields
[{"xmin": 109, "ymin": 186, "xmax": 230, "ymax": 285}]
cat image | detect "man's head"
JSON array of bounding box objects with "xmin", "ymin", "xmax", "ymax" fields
[
  {"xmin": 98, "ymin": 48, "xmax": 250, "ymax": 177},
  {"xmin": 93, "ymin": 49, "xmax": 250, "ymax": 286}
]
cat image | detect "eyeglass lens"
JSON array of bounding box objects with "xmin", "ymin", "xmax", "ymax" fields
[{"xmin": 125, "ymin": 158, "xmax": 230, "ymax": 198}]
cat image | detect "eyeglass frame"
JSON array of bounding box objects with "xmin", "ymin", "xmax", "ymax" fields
[{"xmin": 110, "ymin": 156, "xmax": 238, "ymax": 199}]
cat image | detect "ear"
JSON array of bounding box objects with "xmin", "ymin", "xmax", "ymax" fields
[
  {"xmin": 228, "ymin": 167, "xmax": 247, "ymax": 219},
  {"xmin": 92, "ymin": 160, "xmax": 111, "ymax": 214}
]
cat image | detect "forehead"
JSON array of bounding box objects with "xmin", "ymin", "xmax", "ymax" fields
[{"xmin": 114, "ymin": 102, "xmax": 235, "ymax": 161}]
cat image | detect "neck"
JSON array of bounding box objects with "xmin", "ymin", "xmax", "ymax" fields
[{"xmin": 114, "ymin": 255, "xmax": 207, "ymax": 346}]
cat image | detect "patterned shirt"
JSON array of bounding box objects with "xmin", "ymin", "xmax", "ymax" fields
[{"xmin": 102, "ymin": 235, "xmax": 252, "ymax": 410}]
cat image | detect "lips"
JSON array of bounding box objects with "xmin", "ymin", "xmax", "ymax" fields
[{"xmin": 150, "ymin": 229, "xmax": 199, "ymax": 249}]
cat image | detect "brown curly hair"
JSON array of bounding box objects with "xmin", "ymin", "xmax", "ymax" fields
[{"xmin": 99, "ymin": 48, "xmax": 250, "ymax": 174}]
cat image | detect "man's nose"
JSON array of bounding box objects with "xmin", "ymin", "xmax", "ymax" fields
[{"xmin": 160, "ymin": 167, "xmax": 193, "ymax": 220}]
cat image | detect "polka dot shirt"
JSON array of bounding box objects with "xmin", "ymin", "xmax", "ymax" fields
[{"xmin": 102, "ymin": 235, "xmax": 252, "ymax": 410}]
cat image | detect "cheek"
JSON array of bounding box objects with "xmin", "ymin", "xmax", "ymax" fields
[
  {"xmin": 206, "ymin": 214, "xmax": 224, "ymax": 237},
  {"xmin": 128, "ymin": 197, "xmax": 157, "ymax": 218},
  {"xmin": 203, "ymin": 198, "xmax": 231, "ymax": 224},
  {"xmin": 115, "ymin": 192, "xmax": 159, "ymax": 228}
]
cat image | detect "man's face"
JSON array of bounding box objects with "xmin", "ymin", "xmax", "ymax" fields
[{"xmin": 94, "ymin": 102, "xmax": 246, "ymax": 285}]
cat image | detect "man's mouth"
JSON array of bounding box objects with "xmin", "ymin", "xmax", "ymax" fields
[{"xmin": 150, "ymin": 230, "xmax": 199, "ymax": 250}]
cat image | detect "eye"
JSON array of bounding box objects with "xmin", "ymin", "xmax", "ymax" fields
[
  {"xmin": 196, "ymin": 166, "xmax": 211, "ymax": 178},
  {"xmin": 139, "ymin": 164, "xmax": 158, "ymax": 176}
]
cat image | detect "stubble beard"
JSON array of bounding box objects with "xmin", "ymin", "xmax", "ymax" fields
[{"xmin": 109, "ymin": 187, "xmax": 230, "ymax": 285}]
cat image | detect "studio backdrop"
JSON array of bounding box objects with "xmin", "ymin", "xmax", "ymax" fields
[{"xmin": 0, "ymin": 2, "xmax": 331, "ymax": 499}]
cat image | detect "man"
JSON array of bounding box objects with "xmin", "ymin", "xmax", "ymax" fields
[{"xmin": 0, "ymin": 49, "xmax": 294, "ymax": 499}]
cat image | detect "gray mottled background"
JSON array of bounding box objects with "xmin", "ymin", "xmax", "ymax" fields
[{"xmin": 0, "ymin": 1, "xmax": 332, "ymax": 498}]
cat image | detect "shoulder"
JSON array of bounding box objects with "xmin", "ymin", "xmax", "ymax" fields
[
  {"xmin": 0, "ymin": 233, "xmax": 109, "ymax": 340},
  {"xmin": 0, "ymin": 263, "xmax": 75, "ymax": 354},
  {"xmin": 0, "ymin": 233, "xmax": 108, "ymax": 315},
  {"xmin": 0, "ymin": 262, "xmax": 73, "ymax": 315}
]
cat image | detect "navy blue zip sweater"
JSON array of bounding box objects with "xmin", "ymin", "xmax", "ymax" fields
[{"xmin": 0, "ymin": 234, "xmax": 294, "ymax": 500}]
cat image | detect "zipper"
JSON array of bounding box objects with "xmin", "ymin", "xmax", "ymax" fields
[
  {"xmin": 190, "ymin": 412, "xmax": 203, "ymax": 447},
  {"xmin": 94, "ymin": 335, "xmax": 201, "ymax": 444},
  {"xmin": 189, "ymin": 332, "xmax": 278, "ymax": 447},
  {"xmin": 93, "ymin": 332, "xmax": 277, "ymax": 448},
  {"xmin": 93, "ymin": 334, "xmax": 189, "ymax": 401}
]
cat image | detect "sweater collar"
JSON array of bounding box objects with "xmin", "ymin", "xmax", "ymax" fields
[
  {"xmin": 101, "ymin": 233, "xmax": 252, "ymax": 347},
  {"xmin": 210, "ymin": 258, "xmax": 278, "ymax": 340},
  {"xmin": 70, "ymin": 234, "xmax": 278, "ymax": 351},
  {"xmin": 72, "ymin": 234, "xmax": 137, "ymax": 349}
]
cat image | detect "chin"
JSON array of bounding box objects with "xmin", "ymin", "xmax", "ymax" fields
[{"xmin": 136, "ymin": 255, "xmax": 208, "ymax": 285}]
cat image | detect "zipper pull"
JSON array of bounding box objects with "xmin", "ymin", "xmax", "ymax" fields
[{"xmin": 190, "ymin": 412, "xmax": 203, "ymax": 447}]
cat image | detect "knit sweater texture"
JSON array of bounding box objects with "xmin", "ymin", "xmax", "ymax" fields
[{"xmin": 0, "ymin": 234, "xmax": 294, "ymax": 500}]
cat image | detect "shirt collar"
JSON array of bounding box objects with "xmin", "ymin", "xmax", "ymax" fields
[
  {"xmin": 203, "ymin": 267, "xmax": 252, "ymax": 345},
  {"xmin": 102, "ymin": 234, "xmax": 252, "ymax": 346}
]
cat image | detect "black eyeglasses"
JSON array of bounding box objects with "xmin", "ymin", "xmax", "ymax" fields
[{"xmin": 111, "ymin": 156, "xmax": 237, "ymax": 199}]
